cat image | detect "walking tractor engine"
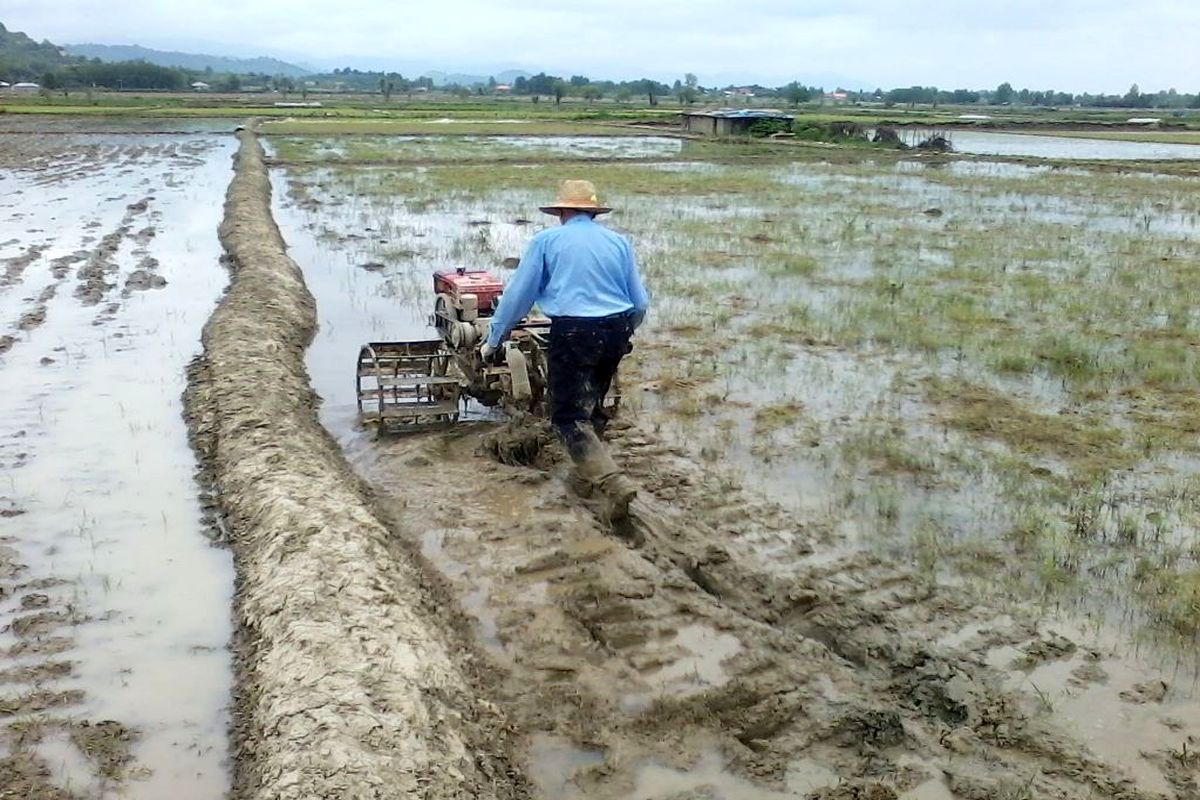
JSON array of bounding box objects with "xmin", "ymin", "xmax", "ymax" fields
[{"xmin": 356, "ymin": 267, "xmax": 551, "ymax": 430}]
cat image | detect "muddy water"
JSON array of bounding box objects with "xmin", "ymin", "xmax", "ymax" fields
[
  {"xmin": 268, "ymin": 167, "xmax": 543, "ymax": 442},
  {"xmin": 271, "ymin": 148, "xmax": 1200, "ymax": 798},
  {"xmin": 0, "ymin": 134, "xmax": 235, "ymax": 796},
  {"xmin": 269, "ymin": 134, "xmax": 685, "ymax": 162},
  {"xmin": 951, "ymin": 130, "xmax": 1200, "ymax": 160}
]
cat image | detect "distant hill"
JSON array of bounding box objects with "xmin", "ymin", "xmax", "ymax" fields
[
  {"xmin": 421, "ymin": 69, "xmax": 530, "ymax": 87},
  {"xmin": 64, "ymin": 43, "xmax": 310, "ymax": 77},
  {"xmin": 0, "ymin": 22, "xmax": 76, "ymax": 79}
]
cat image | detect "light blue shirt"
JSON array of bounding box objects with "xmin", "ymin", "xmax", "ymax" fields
[{"xmin": 486, "ymin": 215, "xmax": 650, "ymax": 348}]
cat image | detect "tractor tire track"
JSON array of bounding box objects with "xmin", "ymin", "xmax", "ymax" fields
[{"xmin": 358, "ymin": 418, "xmax": 1176, "ymax": 799}]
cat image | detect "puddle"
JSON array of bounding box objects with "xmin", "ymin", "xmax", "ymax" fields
[
  {"xmin": 0, "ymin": 132, "xmax": 235, "ymax": 796},
  {"xmin": 528, "ymin": 733, "xmax": 606, "ymax": 800},
  {"xmin": 639, "ymin": 624, "xmax": 740, "ymax": 696},
  {"xmin": 421, "ymin": 528, "xmax": 504, "ymax": 654},
  {"xmin": 37, "ymin": 728, "xmax": 103, "ymax": 798},
  {"xmin": 951, "ymin": 130, "xmax": 1200, "ymax": 161},
  {"xmin": 786, "ymin": 758, "xmax": 840, "ymax": 794},
  {"xmin": 989, "ymin": 619, "xmax": 1200, "ymax": 797},
  {"xmin": 901, "ymin": 776, "xmax": 955, "ymax": 800},
  {"xmin": 630, "ymin": 748, "xmax": 810, "ymax": 799}
]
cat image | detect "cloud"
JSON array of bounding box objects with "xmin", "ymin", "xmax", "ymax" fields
[{"xmin": 5, "ymin": 0, "xmax": 1197, "ymax": 91}]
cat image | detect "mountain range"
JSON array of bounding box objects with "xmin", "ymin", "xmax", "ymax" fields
[
  {"xmin": 3, "ymin": 21, "xmax": 868, "ymax": 89},
  {"xmin": 63, "ymin": 42, "xmax": 532, "ymax": 86},
  {"xmin": 64, "ymin": 43, "xmax": 310, "ymax": 77}
]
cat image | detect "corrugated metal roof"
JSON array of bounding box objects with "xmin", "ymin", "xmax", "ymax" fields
[{"xmin": 683, "ymin": 109, "xmax": 794, "ymax": 120}]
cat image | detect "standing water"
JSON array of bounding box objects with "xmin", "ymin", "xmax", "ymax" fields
[
  {"xmin": 950, "ymin": 129, "xmax": 1200, "ymax": 160},
  {"xmin": 0, "ymin": 132, "xmax": 234, "ymax": 797}
]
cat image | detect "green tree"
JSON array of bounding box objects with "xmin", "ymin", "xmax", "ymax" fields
[
  {"xmin": 784, "ymin": 82, "xmax": 812, "ymax": 106},
  {"xmin": 994, "ymin": 81, "xmax": 1014, "ymax": 104},
  {"xmin": 552, "ymin": 80, "xmax": 567, "ymax": 105},
  {"xmin": 1123, "ymin": 83, "xmax": 1141, "ymax": 107}
]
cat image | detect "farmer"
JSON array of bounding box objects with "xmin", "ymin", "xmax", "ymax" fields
[{"xmin": 482, "ymin": 179, "xmax": 649, "ymax": 517}]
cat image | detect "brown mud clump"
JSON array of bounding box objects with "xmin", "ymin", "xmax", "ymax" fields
[
  {"xmin": 123, "ymin": 269, "xmax": 167, "ymax": 293},
  {"xmin": 183, "ymin": 130, "xmax": 528, "ymax": 800},
  {"xmin": 481, "ymin": 417, "xmax": 559, "ymax": 467}
]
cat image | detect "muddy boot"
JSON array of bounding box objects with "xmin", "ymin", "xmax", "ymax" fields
[
  {"xmin": 596, "ymin": 471, "xmax": 638, "ymax": 520},
  {"xmin": 569, "ymin": 439, "xmax": 637, "ymax": 520}
]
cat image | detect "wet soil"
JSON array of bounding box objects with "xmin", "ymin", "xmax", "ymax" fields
[
  {"xmin": 346, "ymin": 419, "xmax": 1200, "ymax": 799},
  {"xmin": 1, "ymin": 128, "xmax": 234, "ymax": 798},
  {"xmin": 262, "ymin": 135, "xmax": 1200, "ymax": 798}
]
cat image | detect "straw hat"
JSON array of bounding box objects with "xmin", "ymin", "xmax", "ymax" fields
[{"xmin": 539, "ymin": 179, "xmax": 612, "ymax": 215}]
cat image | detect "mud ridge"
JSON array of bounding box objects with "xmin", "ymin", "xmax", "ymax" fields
[
  {"xmin": 0, "ymin": 243, "xmax": 49, "ymax": 290},
  {"xmin": 183, "ymin": 130, "xmax": 529, "ymax": 800}
]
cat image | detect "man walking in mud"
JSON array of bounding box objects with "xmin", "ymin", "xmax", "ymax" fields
[{"xmin": 482, "ymin": 179, "xmax": 649, "ymax": 518}]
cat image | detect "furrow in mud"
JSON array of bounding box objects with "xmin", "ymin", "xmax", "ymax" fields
[
  {"xmin": 357, "ymin": 418, "xmax": 1182, "ymax": 799},
  {"xmin": 183, "ymin": 130, "xmax": 528, "ymax": 800}
]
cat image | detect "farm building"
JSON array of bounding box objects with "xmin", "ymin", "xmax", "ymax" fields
[
  {"xmin": 10, "ymin": 82, "xmax": 40, "ymax": 92},
  {"xmin": 681, "ymin": 109, "xmax": 794, "ymax": 136}
]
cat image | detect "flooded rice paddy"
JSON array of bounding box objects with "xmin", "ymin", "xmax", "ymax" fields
[
  {"xmin": 0, "ymin": 131, "xmax": 234, "ymax": 797},
  {"xmin": 269, "ymin": 131, "xmax": 1200, "ymax": 798},
  {"xmin": 268, "ymin": 134, "xmax": 684, "ymax": 164},
  {"xmin": 950, "ymin": 130, "xmax": 1200, "ymax": 160},
  {"xmin": 3, "ymin": 118, "xmax": 1199, "ymax": 799}
]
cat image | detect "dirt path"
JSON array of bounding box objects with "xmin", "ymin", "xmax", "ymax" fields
[{"xmin": 185, "ymin": 130, "xmax": 529, "ymax": 799}]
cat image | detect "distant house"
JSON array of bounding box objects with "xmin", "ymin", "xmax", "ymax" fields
[
  {"xmin": 191, "ymin": 81, "xmax": 211, "ymax": 91},
  {"xmin": 681, "ymin": 109, "xmax": 794, "ymax": 136},
  {"xmin": 11, "ymin": 82, "xmax": 40, "ymax": 92},
  {"xmin": 824, "ymin": 91, "xmax": 849, "ymax": 102},
  {"xmin": 0, "ymin": 81, "xmax": 10, "ymax": 89},
  {"xmin": 494, "ymin": 84, "xmax": 511, "ymax": 93}
]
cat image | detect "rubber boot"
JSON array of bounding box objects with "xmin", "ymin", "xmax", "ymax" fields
[
  {"xmin": 597, "ymin": 470, "xmax": 638, "ymax": 520},
  {"xmin": 570, "ymin": 434, "xmax": 637, "ymax": 520}
]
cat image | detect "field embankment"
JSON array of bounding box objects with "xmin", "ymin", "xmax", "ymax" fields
[{"xmin": 184, "ymin": 130, "xmax": 528, "ymax": 800}]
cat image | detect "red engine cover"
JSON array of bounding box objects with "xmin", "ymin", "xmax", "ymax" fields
[{"xmin": 434, "ymin": 269, "xmax": 504, "ymax": 313}]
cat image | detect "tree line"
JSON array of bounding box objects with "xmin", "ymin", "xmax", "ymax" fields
[
  {"xmin": 5, "ymin": 52, "xmax": 1200, "ymax": 110},
  {"xmin": 864, "ymin": 82, "xmax": 1200, "ymax": 110}
]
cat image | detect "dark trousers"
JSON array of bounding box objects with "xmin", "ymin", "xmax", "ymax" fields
[{"xmin": 548, "ymin": 311, "xmax": 636, "ymax": 462}]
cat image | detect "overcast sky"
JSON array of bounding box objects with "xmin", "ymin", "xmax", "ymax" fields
[{"xmin": 6, "ymin": 0, "xmax": 1197, "ymax": 92}]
